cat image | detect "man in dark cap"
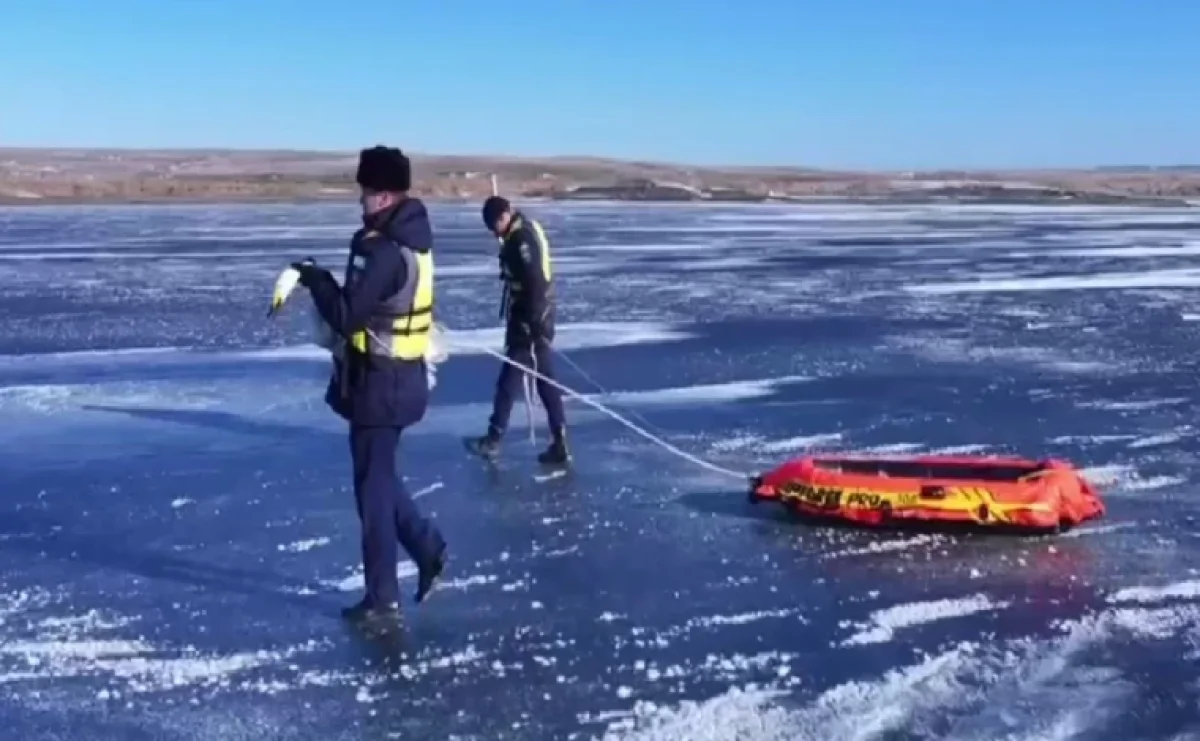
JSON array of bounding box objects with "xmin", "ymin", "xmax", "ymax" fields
[
  {"xmin": 290, "ymin": 145, "xmax": 448, "ymax": 630},
  {"xmin": 464, "ymin": 196, "xmax": 571, "ymax": 466}
]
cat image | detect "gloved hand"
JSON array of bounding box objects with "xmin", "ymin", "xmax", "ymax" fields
[
  {"xmin": 523, "ymin": 321, "xmax": 550, "ymax": 347},
  {"xmin": 290, "ymin": 257, "xmax": 329, "ymax": 287}
]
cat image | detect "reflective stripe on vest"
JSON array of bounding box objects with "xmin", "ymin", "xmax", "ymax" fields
[
  {"xmin": 529, "ymin": 219, "xmax": 553, "ymax": 282},
  {"xmin": 350, "ymin": 248, "xmax": 434, "ymax": 360}
]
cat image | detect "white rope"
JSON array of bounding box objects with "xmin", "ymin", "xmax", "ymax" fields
[
  {"xmin": 360, "ymin": 321, "xmax": 749, "ymax": 481},
  {"xmin": 444, "ymin": 326, "xmax": 750, "ymax": 482},
  {"xmin": 552, "ymin": 347, "xmax": 673, "ymax": 440},
  {"xmin": 523, "ymin": 349, "xmax": 538, "ymax": 447}
]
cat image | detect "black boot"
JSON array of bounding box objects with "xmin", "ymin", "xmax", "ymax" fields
[
  {"xmin": 415, "ymin": 540, "xmax": 447, "ymax": 604},
  {"xmin": 464, "ymin": 428, "xmax": 502, "ymax": 459},
  {"xmin": 537, "ymin": 430, "xmax": 571, "ymax": 466}
]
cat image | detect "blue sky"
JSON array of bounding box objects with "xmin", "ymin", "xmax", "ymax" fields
[{"xmin": 1, "ymin": 0, "xmax": 1197, "ymax": 169}]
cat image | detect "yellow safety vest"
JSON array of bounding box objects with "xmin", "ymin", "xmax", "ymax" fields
[
  {"xmin": 349, "ymin": 247, "xmax": 433, "ymax": 360},
  {"xmin": 500, "ymin": 216, "xmax": 553, "ymax": 293}
]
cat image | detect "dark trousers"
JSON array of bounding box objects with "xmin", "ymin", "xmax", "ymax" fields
[
  {"xmin": 488, "ymin": 342, "xmax": 567, "ymax": 438},
  {"xmin": 349, "ymin": 424, "xmax": 444, "ymax": 607}
]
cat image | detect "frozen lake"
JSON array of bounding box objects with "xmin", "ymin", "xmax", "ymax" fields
[{"xmin": 2, "ymin": 200, "xmax": 1200, "ymax": 739}]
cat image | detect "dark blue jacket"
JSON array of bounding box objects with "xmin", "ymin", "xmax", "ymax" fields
[
  {"xmin": 306, "ymin": 198, "xmax": 432, "ymax": 429},
  {"xmin": 498, "ymin": 212, "xmax": 556, "ymax": 348}
]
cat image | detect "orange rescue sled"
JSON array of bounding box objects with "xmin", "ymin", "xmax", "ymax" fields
[{"xmin": 749, "ymin": 454, "xmax": 1105, "ymax": 533}]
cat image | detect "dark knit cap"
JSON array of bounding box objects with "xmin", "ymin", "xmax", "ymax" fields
[
  {"xmin": 355, "ymin": 145, "xmax": 411, "ymax": 192},
  {"xmin": 482, "ymin": 195, "xmax": 511, "ymax": 228}
]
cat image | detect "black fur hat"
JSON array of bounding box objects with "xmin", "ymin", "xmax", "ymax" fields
[{"xmin": 355, "ymin": 145, "xmax": 411, "ymax": 192}]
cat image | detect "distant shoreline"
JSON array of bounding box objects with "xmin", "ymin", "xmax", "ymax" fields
[
  {"xmin": 1, "ymin": 191, "xmax": 1194, "ymax": 209},
  {"xmin": 3, "ymin": 146, "xmax": 1198, "ymax": 209}
]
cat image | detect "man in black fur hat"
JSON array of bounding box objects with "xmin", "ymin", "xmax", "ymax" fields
[{"xmin": 290, "ymin": 145, "xmax": 447, "ymax": 630}]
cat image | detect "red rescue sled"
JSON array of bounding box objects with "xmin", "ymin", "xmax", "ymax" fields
[{"xmin": 749, "ymin": 454, "xmax": 1105, "ymax": 533}]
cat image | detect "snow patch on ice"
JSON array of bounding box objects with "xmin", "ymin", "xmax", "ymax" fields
[
  {"xmin": 1048, "ymin": 434, "xmax": 1138, "ymax": 445},
  {"xmin": 240, "ymin": 321, "xmax": 695, "ymax": 362},
  {"xmin": 0, "ymin": 584, "xmax": 498, "ymax": 704},
  {"xmin": 856, "ymin": 442, "xmax": 925, "ymax": 454},
  {"xmin": 276, "ymin": 537, "xmax": 330, "ymax": 553},
  {"xmin": 596, "ymin": 686, "xmax": 797, "ymax": 741},
  {"xmin": 825, "ymin": 534, "xmax": 949, "ymax": 559},
  {"xmin": 1077, "ymin": 397, "xmax": 1188, "ymax": 411},
  {"xmin": 1123, "ymin": 475, "xmax": 1187, "ymax": 492},
  {"xmin": 887, "ymin": 336, "xmax": 1114, "ymax": 374},
  {"xmin": 598, "ymin": 601, "xmax": 1200, "ymax": 741},
  {"xmin": 646, "ymin": 609, "xmax": 807, "ymax": 642},
  {"xmin": 1059, "ymin": 521, "xmax": 1139, "ymax": 539},
  {"xmin": 599, "ymin": 376, "xmax": 811, "ymax": 407},
  {"xmin": 1127, "ymin": 431, "xmax": 1187, "ymax": 449},
  {"xmin": 713, "ymin": 433, "xmax": 843, "ymax": 455},
  {"xmin": 926, "ymin": 444, "xmax": 993, "ymax": 455},
  {"xmin": 1076, "ymin": 464, "xmax": 1185, "ymax": 494},
  {"xmin": 324, "ymin": 562, "xmax": 420, "ymax": 592},
  {"xmin": 709, "ymin": 435, "xmax": 764, "ymax": 453},
  {"xmin": 839, "ymin": 594, "xmax": 1009, "ymax": 646},
  {"xmin": 906, "ymin": 268, "xmax": 1200, "ymax": 294},
  {"xmin": 1, "ymin": 319, "xmax": 695, "ymax": 370},
  {"xmin": 412, "ymin": 481, "xmax": 444, "ymax": 499},
  {"xmin": 323, "ymin": 561, "xmax": 496, "ymax": 594},
  {"xmin": 1, "ymin": 373, "xmax": 811, "ymax": 420},
  {"xmin": 1107, "ymin": 579, "xmax": 1200, "ymax": 605},
  {"xmin": 0, "ymin": 589, "xmax": 327, "ymax": 696}
]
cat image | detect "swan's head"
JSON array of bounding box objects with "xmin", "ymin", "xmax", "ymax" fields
[{"xmin": 267, "ymin": 266, "xmax": 302, "ymax": 318}]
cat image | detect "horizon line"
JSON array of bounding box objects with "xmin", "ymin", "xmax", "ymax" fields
[{"xmin": 2, "ymin": 144, "xmax": 1197, "ymax": 175}]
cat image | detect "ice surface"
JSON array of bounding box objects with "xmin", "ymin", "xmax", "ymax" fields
[
  {"xmin": 3, "ymin": 201, "xmax": 1200, "ymax": 739},
  {"xmin": 907, "ymin": 268, "xmax": 1200, "ymax": 294},
  {"xmin": 598, "ymin": 602, "xmax": 1200, "ymax": 740}
]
